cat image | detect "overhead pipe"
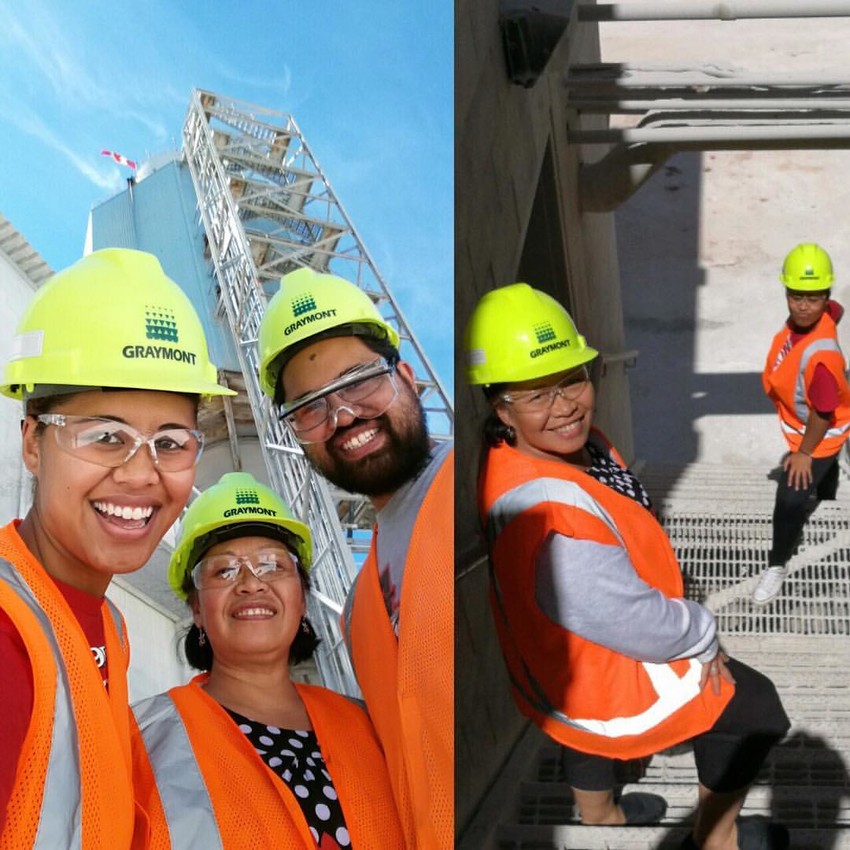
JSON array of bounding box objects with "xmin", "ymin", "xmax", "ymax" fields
[
  {"xmin": 570, "ymin": 121, "xmax": 850, "ymax": 144},
  {"xmin": 568, "ymin": 98, "xmax": 850, "ymax": 113},
  {"xmin": 565, "ymin": 67, "xmax": 850, "ymax": 90},
  {"xmin": 578, "ymin": 1, "xmax": 850, "ymax": 22},
  {"xmin": 579, "ymin": 131, "xmax": 850, "ymax": 212}
]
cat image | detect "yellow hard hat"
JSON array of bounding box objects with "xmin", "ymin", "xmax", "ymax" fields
[
  {"xmin": 464, "ymin": 283, "xmax": 598, "ymax": 385},
  {"xmin": 1, "ymin": 248, "xmax": 235, "ymax": 399},
  {"xmin": 168, "ymin": 472, "xmax": 312, "ymax": 600},
  {"xmin": 257, "ymin": 268, "xmax": 399, "ymax": 398},
  {"xmin": 780, "ymin": 243, "xmax": 834, "ymax": 291}
]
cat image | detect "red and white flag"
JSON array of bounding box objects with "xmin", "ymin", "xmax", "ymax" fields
[{"xmin": 100, "ymin": 149, "xmax": 137, "ymax": 170}]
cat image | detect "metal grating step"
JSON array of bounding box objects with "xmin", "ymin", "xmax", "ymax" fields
[
  {"xmin": 465, "ymin": 462, "xmax": 850, "ymax": 850},
  {"xmin": 658, "ymin": 506, "xmax": 850, "ymax": 635},
  {"xmin": 476, "ymin": 637, "xmax": 850, "ymax": 849},
  {"xmin": 494, "ymin": 823, "xmax": 850, "ymax": 850}
]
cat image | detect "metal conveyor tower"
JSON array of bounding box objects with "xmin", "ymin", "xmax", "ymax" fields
[{"xmin": 181, "ymin": 89, "xmax": 453, "ymax": 694}]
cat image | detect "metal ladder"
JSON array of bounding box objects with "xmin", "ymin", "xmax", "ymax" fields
[{"xmin": 181, "ymin": 89, "xmax": 453, "ymax": 694}]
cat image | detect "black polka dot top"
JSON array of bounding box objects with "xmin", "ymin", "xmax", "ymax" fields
[
  {"xmin": 585, "ymin": 441, "xmax": 653, "ymax": 512},
  {"xmin": 227, "ymin": 709, "xmax": 352, "ymax": 848}
]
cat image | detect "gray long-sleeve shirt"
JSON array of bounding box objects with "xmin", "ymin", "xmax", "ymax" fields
[{"xmin": 535, "ymin": 532, "xmax": 719, "ymax": 665}]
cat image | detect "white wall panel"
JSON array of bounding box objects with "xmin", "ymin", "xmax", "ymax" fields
[{"xmin": 107, "ymin": 579, "xmax": 194, "ymax": 703}]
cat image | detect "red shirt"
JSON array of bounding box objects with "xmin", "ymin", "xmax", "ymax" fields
[
  {"xmin": 0, "ymin": 575, "xmax": 108, "ymax": 829},
  {"xmin": 788, "ymin": 300, "xmax": 844, "ymax": 414}
]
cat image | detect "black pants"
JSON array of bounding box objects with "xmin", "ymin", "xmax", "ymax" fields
[
  {"xmin": 561, "ymin": 658, "xmax": 790, "ymax": 794},
  {"xmin": 769, "ymin": 452, "xmax": 840, "ymax": 566}
]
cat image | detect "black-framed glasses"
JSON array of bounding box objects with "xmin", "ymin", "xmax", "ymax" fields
[
  {"xmin": 192, "ymin": 551, "xmax": 300, "ymax": 590},
  {"xmin": 279, "ymin": 359, "xmax": 399, "ymax": 444},
  {"xmin": 499, "ymin": 366, "xmax": 591, "ymax": 414},
  {"xmin": 36, "ymin": 414, "xmax": 204, "ymax": 471}
]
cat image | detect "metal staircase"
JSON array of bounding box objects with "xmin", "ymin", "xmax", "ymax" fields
[
  {"xmin": 181, "ymin": 89, "xmax": 453, "ymax": 694},
  {"xmin": 467, "ymin": 461, "xmax": 850, "ymax": 850}
]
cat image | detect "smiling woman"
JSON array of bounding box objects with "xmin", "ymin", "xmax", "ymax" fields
[
  {"xmin": 465, "ymin": 283, "xmax": 791, "ymax": 850},
  {"xmin": 0, "ymin": 248, "xmax": 234, "ymax": 848},
  {"xmin": 131, "ymin": 472, "xmax": 403, "ymax": 849}
]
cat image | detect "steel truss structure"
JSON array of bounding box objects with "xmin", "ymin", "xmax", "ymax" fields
[{"xmin": 182, "ymin": 89, "xmax": 453, "ymax": 694}]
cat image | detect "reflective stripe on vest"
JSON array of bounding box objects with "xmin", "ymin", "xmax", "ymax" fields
[
  {"xmin": 570, "ymin": 659, "xmax": 703, "ymax": 737},
  {"xmin": 780, "ymin": 418, "xmax": 850, "ymax": 440},
  {"xmin": 792, "ymin": 337, "xmax": 850, "ymax": 436},
  {"xmin": 485, "ymin": 477, "xmax": 703, "ymax": 741},
  {"xmin": 0, "ymin": 559, "xmax": 123, "ymax": 848},
  {"xmin": 133, "ymin": 693, "xmax": 225, "ymax": 850},
  {"xmin": 0, "ymin": 558, "xmax": 80, "ymax": 847},
  {"xmin": 486, "ymin": 477, "xmax": 624, "ymax": 548}
]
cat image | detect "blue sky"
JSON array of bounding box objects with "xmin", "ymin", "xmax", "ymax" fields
[{"xmin": 0, "ymin": 0, "xmax": 453, "ymax": 397}]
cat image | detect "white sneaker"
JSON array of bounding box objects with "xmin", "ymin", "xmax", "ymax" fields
[{"xmin": 752, "ymin": 566, "xmax": 787, "ymax": 605}]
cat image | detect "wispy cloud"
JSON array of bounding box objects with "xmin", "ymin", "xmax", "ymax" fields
[
  {"xmin": 215, "ymin": 63, "xmax": 292, "ymax": 95},
  {"xmin": 9, "ymin": 107, "xmax": 121, "ymax": 191},
  {"xmin": 3, "ymin": 4, "xmax": 108, "ymax": 109}
]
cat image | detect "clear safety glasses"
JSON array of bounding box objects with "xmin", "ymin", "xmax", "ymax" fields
[
  {"xmin": 499, "ymin": 366, "xmax": 591, "ymax": 414},
  {"xmin": 279, "ymin": 359, "xmax": 399, "ymax": 444},
  {"xmin": 36, "ymin": 414, "xmax": 204, "ymax": 472},
  {"xmin": 192, "ymin": 551, "xmax": 300, "ymax": 591}
]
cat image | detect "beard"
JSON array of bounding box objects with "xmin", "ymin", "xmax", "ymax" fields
[{"xmin": 305, "ymin": 386, "xmax": 432, "ymax": 498}]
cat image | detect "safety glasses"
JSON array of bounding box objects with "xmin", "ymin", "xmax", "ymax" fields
[
  {"xmin": 279, "ymin": 359, "xmax": 399, "ymax": 444},
  {"xmin": 36, "ymin": 414, "xmax": 204, "ymax": 471},
  {"xmin": 499, "ymin": 366, "xmax": 591, "ymax": 414},
  {"xmin": 192, "ymin": 551, "xmax": 300, "ymax": 590}
]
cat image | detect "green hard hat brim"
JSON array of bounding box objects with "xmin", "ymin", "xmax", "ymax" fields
[
  {"xmin": 781, "ymin": 278, "xmax": 834, "ymax": 293},
  {"xmin": 0, "ymin": 378, "xmax": 237, "ymax": 401}
]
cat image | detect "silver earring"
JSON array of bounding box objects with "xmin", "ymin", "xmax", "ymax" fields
[
  {"xmin": 300, "ymin": 618, "xmax": 310, "ymax": 635},
  {"xmin": 198, "ymin": 627, "xmax": 206, "ymax": 647}
]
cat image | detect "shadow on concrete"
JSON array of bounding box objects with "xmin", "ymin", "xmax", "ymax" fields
[
  {"xmin": 615, "ymin": 150, "xmax": 787, "ymax": 506},
  {"xmin": 771, "ymin": 730, "xmax": 850, "ymax": 850},
  {"xmin": 617, "ymin": 151, "xmax": 705, "ymax": 474}
]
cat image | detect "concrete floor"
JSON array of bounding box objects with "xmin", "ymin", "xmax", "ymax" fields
[{"xmin": 599, "ymin": 12, "xmax": 850, "ymax": 469}]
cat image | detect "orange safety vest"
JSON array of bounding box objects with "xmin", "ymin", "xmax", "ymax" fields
[
  {"xmin": 343, "ymin": 448, "xmax": 454, "ymax": 850},
  {"xmin": 132, "ymin": 676, "xmax": 404, "ymax": 849},
  {"xmin": 478, "ymin": 438, "xmax": 734, "ymax": 761},
  {"xmin": 762, "ymin": 311, "xmax": 850, "ymax": 457},
  {"xmin": 0, "ymin": 521, "xmax": 140, "ymax": 850}
]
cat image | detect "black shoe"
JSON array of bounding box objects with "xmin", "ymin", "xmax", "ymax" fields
[
  {"xmin": 616, "ymin": 791, "xmax": 667, "ymax": 825},
  {"xmin": 678, "ymin": 819, "xmax": 790, "ymax": 849},
  {"xmin": 737, "ymin": 821, "xmax": 790, "ymax": 850}
]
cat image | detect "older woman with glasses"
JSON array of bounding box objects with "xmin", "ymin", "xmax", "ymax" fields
[
  {"xmin": 131, "ymin": 472, "xmax": 403, "ymax": 849},
  {"xmin": 465, "ymin": 283, "xmax": 791, "ymax": 850},
  {"xmin": 0, "ymin": 249, "xmax": 233, "ymax": 847},
  {"xmin": 752, "ymin": 243, "xmax": 850, "ymax": 605}
]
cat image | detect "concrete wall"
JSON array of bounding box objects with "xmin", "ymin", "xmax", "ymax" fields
[
  {"xmin": 455, "ymin": 1, "xmax": 634, "ymax": 833},
  {"xmin": 107, "ymin": 579, "xmax": 193, "ymax": 703}
]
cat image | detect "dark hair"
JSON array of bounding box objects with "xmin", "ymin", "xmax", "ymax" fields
[
  {"xmin": 25, "ymin": 394, "xmax": 62, "ymax": 434},
  {"xmin": 181, "ymin": 562, "xmax": 321, "ymax": 671},
  {"xmin": 481, "ymin": 384, "xmax": 517, "ymax": 447},
  {"xmin": 273, "ymin": 329, "xmax": 401, "ymax": 406}
]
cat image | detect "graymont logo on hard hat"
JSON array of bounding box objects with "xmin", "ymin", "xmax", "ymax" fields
[
  {"xmin": 222, "ymin": 505, "xmax": 280, "ymax": 518},
  {"xmin": 282, "ymin": 306, "xmax": 338, "ymax": 336},
  {"xmin": 122, "ymin": 308, "xmax": 197, "ymax": 363}
]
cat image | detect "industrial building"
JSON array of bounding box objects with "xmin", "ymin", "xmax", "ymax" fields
[{"xmin": 1, "ymin": 89, "xmax": 453, "ymax": 704}]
